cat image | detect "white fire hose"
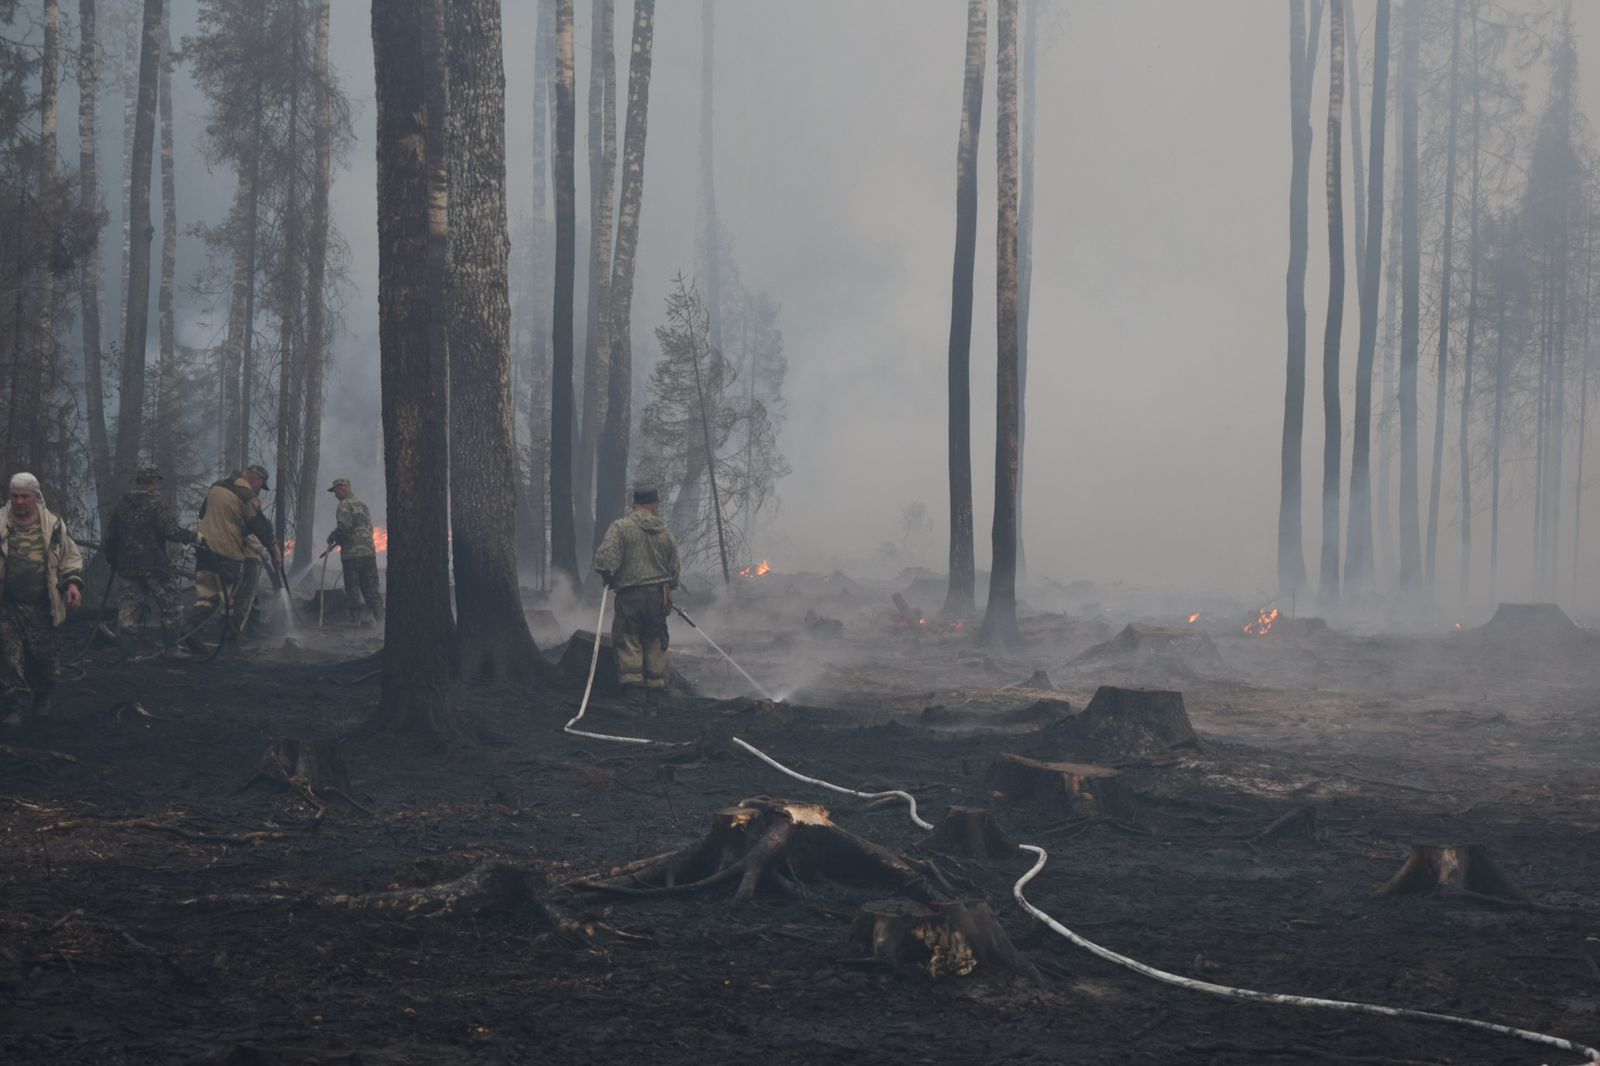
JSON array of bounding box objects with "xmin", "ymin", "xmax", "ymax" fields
[{"xmin": 560, "ymin": 590, "xmax": 1600, "ymax": 1064}]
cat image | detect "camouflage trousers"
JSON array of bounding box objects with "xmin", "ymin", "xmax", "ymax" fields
[
  {"xmin": 190, "ymin": 555, "xmax": 250, "ymax": 634},
  {"xmin": 612, "ymin": 584, "xmax": 670, "ymax": 690},
  {"xmin": 117, "ymin": 573, "xmax": 183, "ymax": 637},
  {"xmin": 340, "ymin": 556, "xmax": 384, "ymax": 622},
  {"xmin": 0, "ymin": 600, "xmax": 60, "ymax": 718}
]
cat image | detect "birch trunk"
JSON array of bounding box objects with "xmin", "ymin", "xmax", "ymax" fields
[
  {"xmin": 78, "ymin": 0, "xmax": 114, "ymax": 518},
  {"xmin": 574, "ymin": 0, "xmax": 616, "ymax": 556},
  {"xmin": 369, "ymin": 0, "xmax": 456, "ymax": 736},
  {"xmin": 112, "ymin": 0, "xmax": 162, "ymax": 488},
  {"xmin": 1318, "ymin": 0, "xmax": 1345, "ymax": 606},
  {"xmin": 981, "ymin": 0, "xmax": 1020, "ymax": 646},
  {"xmin": 548, "ymin": 0, "xmax": 579, "ymax": 583},
  {"xmin": 593, "ymin": 0, "xmax": 657, "ymax": 547},
  {"xmin": 292, "ymin": 0, "xmax": 331, "ymax": 577},
  {"xmin": 943, "ymin": 0, "xmax": 987, "ymax": 619},
  {"xmin": 446, "ymin": 0, "xmax": 546, "ymax": 679}
]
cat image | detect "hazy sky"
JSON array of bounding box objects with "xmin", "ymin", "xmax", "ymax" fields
[{"xmin": 69, "ymin": 1, "xmax": 1600, "ymax": 610}]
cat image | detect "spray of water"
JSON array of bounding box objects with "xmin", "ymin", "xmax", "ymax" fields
[{"xmin": 277, "ymin": 588, "xmax": 302, "ymax": 636}]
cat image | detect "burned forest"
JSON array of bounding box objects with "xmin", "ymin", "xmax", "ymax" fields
[{"xmin": 6, "ymin": 1, "xmax": 1600, "ymax": 1063}]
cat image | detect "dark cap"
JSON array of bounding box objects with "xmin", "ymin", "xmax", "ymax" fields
[
  {"xmin": 245, "ymin": 463, "xmax": 271, "ymax": 490},
  {"xmin": 327, "ymin": 477, "xmax": 351, "ymax": 494},
  {"xmin": 632, "ymin": 485, "xmax": 660, "ymax": 506}
]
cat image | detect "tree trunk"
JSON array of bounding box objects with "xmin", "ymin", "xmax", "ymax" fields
[
  {"xmin": 593, "ymin": 0, "xmax": 658, "ymax": 549},
  {"xmin": 1377, "ymin": 61, "xmax": 1402, "ymax": 582},
  {"xmin": 117, "ymin": 6, "xmax": 137, "ymax": 342},
  {"xmin": 1572, "ymin": 229, "xmax": 1593, "ymax": 593},
  {"xmin": 519, "ymin": 0, "xmax": 554, "ymax": 583},
  {"xmin": 224, "ymin": 23, "xmax": 266, "ymax": 475},
  {"xmin": 27, "ymin": 0, "xmax": 61, "ymax": 476},
  {"xmin": 686, "ymin": 0, "xmax": 722, "ymax": 554},
  {"xmin": 1279, "ymin": 0, "xmax": 1319, "ymax": 597},
  {"xmin": 942, "ymin": 0, "xmax": 987, "ymax": 619},
  {"xmin": 1459, "ymin": 1, "xmax": 1481, "ymax": 603},
  {"xmin": 155, "ymin": 16, "xmax": 177, "ymax": 509},
  {"xmin": 1344, "ymin": 0, "xmax": 1388, "ymax": 600},
  {"xmin": 78, "ymin": 0, "xmax": 114, "ymax": 519},
  {"xmin": 1489, "ymin": 242, "xmax": 1507, "ymax": 601},
  {"xmin": 548, "ymin": 0, "xmax": 579, "ymax": 584},
  {"xmin": 1397, "ymin": 0, "xmax": 1422, "ymax": 593},
  {"xmin": 446, "ymin": 0, "xmax": 546, "ymax": 681},
  {"xmin": 293, "ymin": 0, "xmax": 332, "ymax": 578},
  {"xmin": 981, "ymin": 0, "xmax": 1020, "ymax": 646},
  {"xmin": 688, "ymin": 317, "xmax": 731, "ymax": 584},
  {"xmin": 1016, "ymin": 0, "xmax": 1037, "ymax": 589},
  {"xmin": 275, "ymin": 0, "xmax": 304, "ymax": 552},
  {"xmin": 574, "ymin": 0, "xmax": 617, "ymax": 558},
  {"xmin": 1424, "ymin": 0, "xmax": 1462, "ymax": 593},
  {"xmin": 1345, "ymin": 0, "xmax": 1366, "ymax": 294},
  {"xmin": 112, "ymin": 0, "xmax": 162, "ymax": 488},
  {"xmin": 1318, "ymin": 0, "xmax": 1345, "ymax": 607},
  {"xmin": 368, "ymin": 0, "xmax": 457, "ymax": 737}
]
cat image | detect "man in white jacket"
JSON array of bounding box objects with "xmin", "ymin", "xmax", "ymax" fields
[{"xmin": 0, "ymin": 473, "xmax": 84, "ymax": 726}]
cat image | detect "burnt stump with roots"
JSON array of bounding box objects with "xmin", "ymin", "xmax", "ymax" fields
[{"xmin": 572, "ymin": 796, "xmax": 958, "ymax": 902}]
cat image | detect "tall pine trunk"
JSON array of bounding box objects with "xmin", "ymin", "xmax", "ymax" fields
[
  {"xmin": 575, "ymin": 0, "xmax": 617, "ymax": 556},
  {"xmin": 1344, "ymin": 0, "xmax": 1388, "ymax": 600},
  {"xmin": 1377, "ymin": 71, "xmax": 1402, "ymax": 581},
  {"xmin": 942, "ymin": 0, "xmax": 987, "ymax": 619},
  {"xmin": 27, "ymin": 0, "xmax": 61, "ymax": 475},
  {"xmin": 982, "ymin": 0, "xmax": 1020, "ymax": 646},
  {"xmin": 1318, "ymin": 0, "xmax": 1345, "ymax": 606},
  {"xmin": 78, "ymin": 0, "xmax": 114, "ymax": 519},
  {"xmin": 1016, "ymin": 0, "xmax": 1037, "ymax": 588},
  {"xmin": 446, "ymin": 0, "xmax": 546, "ymax": 680},
  {"xmin": 1458, "ymin": 1, "xmax": 1481, "ymax": 602},
  {"xmin": 593, "ymin": 0, "xmax": 658, "ymax": 547},
  {"xmin": 155, "ymin": 16, "xmax": 177, "ymax": 507},
  {"xmin": 1279, "ymin": 0, "xmax": 1321, "ymax": 596},
  {"xmin": 1345, "ymin": 0, "xmax": 1366, "ymax": 293},
  {"xmin": 117, "ymin": 6, "xmax": 137, "ymax": 342},
  {"xmin": 293, "ymin": 0, "xmax": 332, "ymax": 577},
  {"xmin": 275, "ymin": 0, "xmax": 304, "ymax": 552},
  {"xmin": 1489, "ymin": 234, "xmax": 1508, "ymax": 600},
  {"xmin": 368, "ymin": 0, "xmax": 456, "ymax": 736},
  {"xmin": 1572, "ymin": 230, "xmax": 1594, "ymax": 591},
  {"xmin": 1424, "ymin": 0, "xmax": 1461, "ymax": 592},
  {"xmin": 519, "ymin": 0, "xmax": 554, "ymax": 579},
  {"xmin": 548, "ymin": 0, "xmax": 579, "ymax": 583},
  {"xmin": 112, "ymin": 0, "xmax": 162, "ymax": 487},
  {"xmin": 1397, "ymin": 0, "xmax": 1422, "ymax": 593}
]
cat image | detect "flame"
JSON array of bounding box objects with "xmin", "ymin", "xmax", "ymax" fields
[
  {"xmin": 952, "ymin": 620, "xmax": 966, "ymax": 633},
  {"xmin": 1453, "ymin": 622, "xmax": 1462, "ymax": 631},
  {"xmin": 372, "ymin": 525, "xmax": 389, "ymax": 553},
  {"xmin": 1187, "ymin": 612, "xmax": 1201, "ymax": 624},
  {"xmin": 737, "ymin": 560, "xmax": 772, "ymax": 578},
  {"xmin": 1243, "ymin": 607, "xmax": 1280, "ymax": 637}
]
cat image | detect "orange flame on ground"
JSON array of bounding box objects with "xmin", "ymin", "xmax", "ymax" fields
[
  {"xmin": 1188, "ymin": 612, "xmax": 1201, "ymax": 624},
  {"xmin": 1243, "ymin": 607, "xmax": 1280, "ymax": 637},
  {"xmin": 738, "ymin": 560, "xmax": 772, "ymax": 578}
]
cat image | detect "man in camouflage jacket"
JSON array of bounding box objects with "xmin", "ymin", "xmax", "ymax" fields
[
  {"xmin": 325, "ymin": 478, "xmax": 383, "ymax": 625},
  {"xmin": 101, "ymin": 466, "xmax": 195, "ymax": 655},
  {"xmin": 592, "ymin": 485, "xmax": 680, "ymax": 703}
]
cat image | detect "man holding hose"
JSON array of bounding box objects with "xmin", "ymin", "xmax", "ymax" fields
[{"xmin": 592, "ymin": 485, "xmax": 680, "ymax": 706}]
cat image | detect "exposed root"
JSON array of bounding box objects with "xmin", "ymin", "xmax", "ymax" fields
[
  {"xmin": 240, "ymin": 737, "xmax": 370, "ymax": 814},
  {"xmin": 1378, "ymin": 844, "xmax": 1529, "ymax": 903},
  {"xmin": 574, "ymin": 796, "xmax": 955, "ymax": 902}
]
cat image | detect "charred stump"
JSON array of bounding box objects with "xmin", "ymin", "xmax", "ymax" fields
[
  {"xmin": 920, "ymin": 806, "xmax": 1018, "ymax": 859},
  {"xmin": 242, "ymin": 737, "xmax": 364, "ymax": 811},
  {"xmin": 1034, "ymin": 685, "xmax": 1199, "ymax": 763},
  {"xmin": 558, "ymin": 629, "xmax": 696, "ymax": 697},
  {"xmin": 1377, "ymin": 844, "xmax": 1529, "ymax": 903},
  {"xmin": 847, "ymin": 898, "xmax": 1039, "ymax": 981},
  {"xmin": 573, "ymin": 796, "xmax": 954, "ymax": 902},
  {"xmin": 987, "ymin": 753, "xmax": 1130, "ymax": 820}
]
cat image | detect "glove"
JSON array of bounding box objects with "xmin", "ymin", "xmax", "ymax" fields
[{"xmin": 597, "ymin": 571, "xmax": 614, "ymax": 589}]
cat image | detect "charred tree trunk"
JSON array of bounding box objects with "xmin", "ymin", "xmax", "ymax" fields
[
  {"xmin": 224, "ymin": 24, "xmax": 266, "ymax": 475},
  {"xmin": 78, "ymin": 0, "xmax": 114, "ymax": 519},
  {"xmin": 518, "ymin": 0, "xmax": 554, "ymax": 579},
  {"xmin": 293, "ymin": 0, "xmax": 333, "ymax": 577},
  {"xmin": 1318, "ymin": 0, "xmax": 1346, "ymax": 607},
  {"xmin": 548, "ymin": 0, "xmax": 579, "ymax": 584},
  {"xmin": 1397, "ymin": 0, "xmax": 1422, "ymax": 593},
  {"xmin": 1345, "ymin": 0, "xmax": 1366, "ymax": 293},
  {"xmin": 593, "ymin": 0, "xmax": 657, "ymax": 547},
  {"xmin": 1345, "ymin": 0, "xmax": 1389, "ymax": 600},
  {"xmin": 982, "ymin": 0, "xmax": 1020, "ymax": 646},
  {"xmin": 575, "ymin": 0, "xmax": 617, "ymax": 558},
  {"xmin": 1460, "ymin": 3, "xmax": 1482, "ymax": 602},
  {"xmin": 26, "ymin": 0, "xmax": 61, "ymax": 475},
  {"xmin": 943, "ymin": 0, "xmax": 986, "ymax": 620},
  {"xmin": 1489, "ymin": 239, "xmax": 1508, "ymax": 601},
  {"xmin": 1279, "ymin": 0, "xmax": 1320, "ymax": 597},
  {"xmin": 275, "ymin": 0, "xmax": 304, "ymax": 553},
  {"xmin": 117, "ymin": 7, "xmax": 136, "ymax": 342},
  {"xmin": 1016, "ymin": 0, "xmax": 1037, "ymax": 588},
  {"xmin": 446, "ymin": 0, "xmax": 546, "ymax": 681},
  {"xmin": 368, "ymin": 0, "xmax": 457, "ymax": 737},
  {"xmin": 154, "ymin": 17, "xmax": 177, "ymax": 508},
  {"xmin": 112, "ymin": 0, "xmax": 162, "ymax": 488},
  {"xmin": 1425, "ymin": 0, "xmax": 1462, "ymax": 593}
]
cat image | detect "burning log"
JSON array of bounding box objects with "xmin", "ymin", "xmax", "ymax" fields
[
  {"xmin": 572, "ymin": 797, "xmax": 955, "ymax": 902},
  {"xmin": 1032, "ymin": 685, "xmax": 1200, "ymax": 763},
  {"xmin": 920, "ymin": 806, "xmax": 1018, "ymax": 859},
  {"xmin": 986, "ymin": 753, "xmax": 1130, "ymax": 820},
  {"xmin": 891, "ymin": 592, "xmax": 926, "ymax": 632},
  {"xmin": 1377, "ymin": 844, "xmax": 1529, "ymax": 903},
  {"xmin": 846, "ymin": 898, "xmax": 1039, "ymax": 981}
]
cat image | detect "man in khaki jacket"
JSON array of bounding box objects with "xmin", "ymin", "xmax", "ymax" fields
[
  {"xmin": 592, "ymin": 485, "xmax": 681, "ymax": 704},
  {"xmin": 0, "ymin": 473, "xmax": 84, "ymax": 725},
  {"xmin": 185, "ymin": 464, "xmax": 280, "ymax": 644}
]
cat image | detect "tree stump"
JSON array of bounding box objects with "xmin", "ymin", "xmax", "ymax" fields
[
  {"xmin": 558, "ymin": 630, "xmax": 696, "ymax": 697},
  {"xmin": 920, "ymin": 806, "xmax": 1018, "ymax": 859},
  {"xmin": 247, "ymin": 737, "xmax": 351, "ymax": 795},
  {"xmin": 574, "ymin": 796, "xmax": 954, "ymax": 902},
  {"xmin": 1474, "ymin": 603, "xmax": 1591, "ymax": 647},
  {"xmin": 1034, "ymin": 685, "xmax": 1200, "ymax": 762},
  {"xmin": 1377, "ymin": 844, "xmax": 1529, "ymax": 903},
  {"xmin": 847, "ymin": 898, "xmax": 1039, "ymax": 981},
  {"xmin": 986, "ymin": 753, "xmax": 1130, "ymax": 820}
]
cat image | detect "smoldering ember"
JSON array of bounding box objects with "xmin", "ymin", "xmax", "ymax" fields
[{"xmin": 5, "ymin": 1, "xmax": 1600, "ymax": 1064}]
